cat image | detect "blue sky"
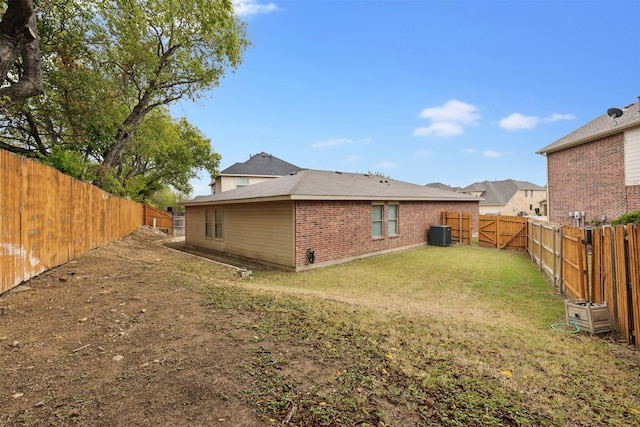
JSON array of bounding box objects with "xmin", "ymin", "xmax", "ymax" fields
[{"xmin": 171, "ymin": 0, "xmax": 640, "ymax": 195}]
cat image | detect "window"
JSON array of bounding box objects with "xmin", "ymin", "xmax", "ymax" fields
[
  {"xmin": 372, "ymin": 204, "xmax": 383, "ymax": 238},
  {"xmin": 205, "ymin": 207, "xmax": 213, "ymax": 239},
  {"xmin": 236, "ymin": 177, "xmax": 249, "ymax": 187},
  {"xmin": 205, "ymin": 207, "xmax": 223, "ymax": 239},
  {"xmin": 388, "ymin": 204, "xmax": 398, "ymax": 236},
  {"xmin": 214, "ymin": 207, "xmax": 223, "ymax": 239}
]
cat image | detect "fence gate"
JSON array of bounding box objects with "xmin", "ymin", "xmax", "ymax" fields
[
  {"xmin": 478, "ymin": 215, "xmax": 528, "ymax": 250},
  {"xmin": 560, "ymin": 226, "xmax": 588, "ymax": 300}
]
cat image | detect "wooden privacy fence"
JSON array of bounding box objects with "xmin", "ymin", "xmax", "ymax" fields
[
  {"xmin": 529, "ymin": 219, "xmax": 640, "ymax": 346},
  {"xmin": 440, "ymin": 211, "xmax": 472, "ymax": 245},
  {"xmin": 143, "ymin": 205, "xmax": 173, "ymax": 235},
  {"xmin": 1, "ymin": 150, "xmax": 144, "ymax": 294},
  {"xmin": 478, "ymin": 215, "xmax": 528, "ymax": 250},
  {"xmin": 528, "ymin": 222, "xmax": 588, "ymax": 300},
  {"xmin": 590, "ymin": 225, "xmax": 640, "ymax": 344}
]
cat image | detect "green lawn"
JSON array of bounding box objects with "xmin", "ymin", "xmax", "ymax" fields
[{"xmin": 203, "ymin": 244, "xmax": 640, "ymax": 426}]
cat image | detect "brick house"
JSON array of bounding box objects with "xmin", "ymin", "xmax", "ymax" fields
[
  {"xmin": 183, "ymin": 169, "xmax": 480, "ymax": 270},
  {"xmin": 459, "ymin": 179, "xmax": 546, "ymax": 216},
  {"xmin": 209, "ymin": 152, "xmax": 302, "ymax": 194},
  {"xmin": 537, "ymin": 99, "xmax": 640, "ymax": 226}
]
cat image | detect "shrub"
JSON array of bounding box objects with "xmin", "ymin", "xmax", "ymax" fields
[{"xmin": 611, "ymin": 210, "xmax": 640, "ymax": 225}]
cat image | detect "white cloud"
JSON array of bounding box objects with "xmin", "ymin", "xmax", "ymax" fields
[
  {"xmin": 414, "ymin": 150, "xmax": 431, "ymax": 157},
  {"xmin": 499, "ymin": 112, "xmax": 576, "ymax": 130},
  {"xmin": 419, "ymin": 100, "xmax": 481, "ymax": 124},
  {"xmin": 545, "ymin": 113, "xmax": 576, "ymax": 122},
  {"xmin": 414, "ymin": 100, "xmax": 480, "ymax": 138},
  {"xmin": 233, "ymin": 0, "xmax": 278, "ymax": 17},
  {"xmin": 344, "ymin": 155, "xmax": 359, "ymax": 162},
  {"xmin": 483, "ymin": 150, "xmax": 503, "ymax": 158},
  {"xmin": 312, "ymin": 138, "xmax": 352, "ymax": 148},
  {"xmin": 463, "ymin": 148, "xmax": 477, "ymax": 154},
  {"xmin": 413, "ymin": 122, "xmax": 464, "ymax": 137},
  {"xmin": 499, "ymin": 113, "xmax": 539, "ymax": 130}
]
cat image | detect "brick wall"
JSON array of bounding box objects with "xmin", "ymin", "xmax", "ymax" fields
[
  {"xmin": 547, "ymin": 134, "xmax": 627, "ymax": 225},
  {"xmin": 294, "ymin": 200, "xmax": 479, "ymax": 267},
  {"xmin": 627, "ymin": 186, "xmax": 640, "ymax": 212}
]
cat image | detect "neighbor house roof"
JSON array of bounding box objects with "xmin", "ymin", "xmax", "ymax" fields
[
  {"xmin": 460, "ymin": 179, "xmax": 544, "ymax": 206},
  {"xmin": 184, "ymin": 169, "xmax": 481, "ymax": 206},
  {"xmin": 425, "ymin": 182, "xmax": 461, "ymax": 192},
  {"xmin": 537, "ymin": 100, "xmax": 640, "ymax": 155},
  {"xmin": 218, "ymin": 152, "xmax": 303, "ymax": 177}
]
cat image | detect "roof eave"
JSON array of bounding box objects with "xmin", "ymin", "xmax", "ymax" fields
[
  {"xmin": 182, "ymin": 195, "xmax": 481, "ymax": 205},
  {"xmin": 537, "ymin": 121, "xmax": 639, "ymax": 155},
  {"xmin": 180, "ymin": 195, "xmax": 294, "ymax": 206}
]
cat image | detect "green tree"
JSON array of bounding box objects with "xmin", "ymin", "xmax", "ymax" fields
[
  {"xmin": 117, "ymin": 107, "xmax": 220, "ymax": 201},
  {"xmin": 0, "ymin": 0, "xmax": 249, "ymax": 196},
  {"xmin": 367, "ymin": 171, "xmax": 391, "ymax": 179},
  {"xmin": 148, "ymin": 186, "xmax": 177, "ymax": 211}
]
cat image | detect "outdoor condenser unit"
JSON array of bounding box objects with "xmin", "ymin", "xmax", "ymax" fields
[{"xmin": 429, "ymin": 225, "xmax": 451, "ymax": 247}]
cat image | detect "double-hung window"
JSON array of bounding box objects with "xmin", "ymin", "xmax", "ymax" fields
[
  {"xmin": 372, "ymin": 203, "xmax": 399, "ymax": 238},
  {"xmin": 205, "ymin": 208, "xmax": 214, "ymax": 239},
  {"xmin": 214, "ymin": 207, "xmax": 223, "ymax": 239},
  {"xmin": 205, "ymin": 207, "xmax": 224, "ymax": 240},
  {"xmin": 236, "ymin": 177, "xmax": 249, "ymax": 188},
  {"xmin": 372, "ymin": 204, "xmax": 384, "ymax": 238},
  {"xmin": 388, "ymin": 204, "xmax": 398, "ymax": 236}
]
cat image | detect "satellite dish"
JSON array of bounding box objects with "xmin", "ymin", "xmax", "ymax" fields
[{"xmin": 607, "ymin": 107, "xmax": 623, "ymax": 119}]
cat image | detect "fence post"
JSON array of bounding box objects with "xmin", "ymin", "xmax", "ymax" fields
[
  {"xmin": 559, "ymin": 226, "xmax": 564, "ymax": 295},
  {"xmin": 610, "ymin": 228, "xmax": 619, "ymax": 327},
  {"xmin": 552, "ymin": 226, "xmax": 556, "ymax": 288},
  {"xmin": 539, "ymin": 223, "xmax": 543, "ymax": 271}
]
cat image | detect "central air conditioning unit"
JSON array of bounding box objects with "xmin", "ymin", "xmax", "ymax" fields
[{"xmin": 429, "ymin": 225, "xmax": 451, "ymax": 247}]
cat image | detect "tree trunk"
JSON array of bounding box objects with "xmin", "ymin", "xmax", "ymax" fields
[{"xmin": 0, "ymin": 0, "xmax": 43, "ymax": 109}]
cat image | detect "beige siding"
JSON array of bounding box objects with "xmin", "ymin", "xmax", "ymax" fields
[
  {"xmin": 185, "ymin": 201, "xmax": 295, "ymax": 268},
  {"xmin": 214, "ymin": 176, "xmax": 278, "ymax": 194},
  {"xmin": 479, "ymin": 189, "xmax": 546, "ymax": 216},
  {"xmin": 625, "ymin": 127, "xmax": 640, "ymax": 186}
]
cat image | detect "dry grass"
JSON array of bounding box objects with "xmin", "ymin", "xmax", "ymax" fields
[{"xmin": 205, "ymin": 244, "xmax": 640, "ymax": 426}]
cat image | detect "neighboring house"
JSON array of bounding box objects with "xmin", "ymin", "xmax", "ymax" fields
[
  {"xmin": 425, "ymin": 182, "xmax": 461, "ymax": 192},
  {"xmin": 183, "ymin": 170, "xmax": 480, "ymax": 271},
  {"xmin": 210, "ymin": 152, "xmax": 303, "ymax": 194},
  {"xmin": 459, "ymin": 179, "xmax": 546, "ymax": 216},
  {"xmin": 537, "ymin": 99, "xmax": 640, "ymax": 226}
]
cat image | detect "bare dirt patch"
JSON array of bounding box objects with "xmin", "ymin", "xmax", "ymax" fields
[{"xmin": 0, "ymin": 228, "xmax": 275, "ymax": 426}]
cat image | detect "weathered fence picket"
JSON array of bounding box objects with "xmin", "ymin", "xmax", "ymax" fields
[
  {"xmin": 529, "ymin": 219, "xmax": 640, "ymax": 346},
  {"xmin": 0, "ymin": 149, "xmax": 170, "ymax": 294}
]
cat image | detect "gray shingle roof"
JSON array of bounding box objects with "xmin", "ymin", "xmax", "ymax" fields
[
  {"xmin": 460, "ymin": 179, "xmax": 544, "ymax": 206},
  {"xmin": 537, "ymin": 100, "xmax": 640, "ymax": 154},
  {"xmin": 425, "ymin": 182, "xmax": 461, "ymax": 192},
  {"xmin": 184, "ymin": 169, "xmax": 480, "ymax": 205},
  {"xmin": 219, "ymin": 152, "xmax": 303, "ymax": 176}
]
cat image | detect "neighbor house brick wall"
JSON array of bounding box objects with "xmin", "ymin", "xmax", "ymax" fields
[
  {"xmin": 294, "ymin": 200, "xmax": 478, "ymax": 267},
  {"xmin": 627, "ymin": 185, "xmax": 640, "ymax": 212},
  {"xmin": 547, "ymin": 133, "xmax": 626, "ymax": 225}
]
